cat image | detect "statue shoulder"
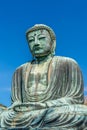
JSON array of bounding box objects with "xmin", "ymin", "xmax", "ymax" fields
[
  {"xmin": 15, "ymin": 62, "xmax": 31, "ymax": 72},
  {"xmin": 53, "ymin": 56, "xmax": 79, "ymax": 66}
]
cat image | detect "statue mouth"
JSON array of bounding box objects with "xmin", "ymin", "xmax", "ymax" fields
[{"xmin": 33, "ymin": 46, "xmax": 42, "ymax": 50}]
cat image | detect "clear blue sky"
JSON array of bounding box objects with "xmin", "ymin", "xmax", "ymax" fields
[{"xmin": 0, "ymin": 0, "xmax": 87, "ymax": 106}]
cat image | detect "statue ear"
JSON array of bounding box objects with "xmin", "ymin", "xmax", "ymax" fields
[{"xmin": 51, "ymin": 40, "xmax": 56, "ymax": 56}]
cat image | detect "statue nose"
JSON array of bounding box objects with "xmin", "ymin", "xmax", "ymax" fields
[{"xmin": 35, "ymin": 38, "xmax": 40, "ymax": 45}]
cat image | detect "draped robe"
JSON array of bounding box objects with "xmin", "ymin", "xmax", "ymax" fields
[{"xmin": 1, "ymin": 56, "xmax": 87, "ymax": 130}]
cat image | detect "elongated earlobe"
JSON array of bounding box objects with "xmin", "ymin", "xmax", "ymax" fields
[{"xmin": 50, "ymin": 40, "xmax": 56, "ymax": 56}]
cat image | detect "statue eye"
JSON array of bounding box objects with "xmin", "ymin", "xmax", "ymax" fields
[
  {"xmin": 38, "ymin": 36, "xmax": 46, "ymax": 40},
  {"xmin": 28, "ymin": 39, "xmax": 34, "ymax": 43}
]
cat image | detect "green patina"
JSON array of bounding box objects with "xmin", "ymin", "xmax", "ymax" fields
[{"xmin": 0, "ymin": 24, "xmax": 87, "ymax": 130}]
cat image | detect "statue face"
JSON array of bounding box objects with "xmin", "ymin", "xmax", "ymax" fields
[{"xmin": 27, "ymin": 29, "xmax": 52, "ymax": 57}]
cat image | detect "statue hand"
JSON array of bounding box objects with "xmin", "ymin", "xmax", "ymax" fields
[
  {"xmin": 35, "ymin": 102, "xmax": 46, "ymax": 109},
  {"xmin": 26, "ymin": 102, "xmax": 46, "ymax": 109},
  {"xmin": 10, "ymin": 102, "xmax": 46, "ymax": 112}
]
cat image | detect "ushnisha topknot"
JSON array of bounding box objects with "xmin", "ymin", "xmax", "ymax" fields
[{"xmin": 26, "ymin": 24, "xmax": 56, "ymax": 41}]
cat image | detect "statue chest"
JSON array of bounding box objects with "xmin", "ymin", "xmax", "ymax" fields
[{"xmin": 27, "ymin": 62, "xmax": 49, "ymax": 95}]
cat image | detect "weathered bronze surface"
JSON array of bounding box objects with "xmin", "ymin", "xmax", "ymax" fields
[{"xmin": 0, "ymin": 24, "xmax": 87, "ymax": 130}]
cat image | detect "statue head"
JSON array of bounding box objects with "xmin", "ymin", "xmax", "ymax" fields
[{"xmin": 26, "ymin": 24, "xmax": 56, "ymax": 58}]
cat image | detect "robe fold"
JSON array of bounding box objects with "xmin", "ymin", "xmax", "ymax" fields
[{"xmin": 1, "ymin": 56, "xmax": 87, "ymax": 130}]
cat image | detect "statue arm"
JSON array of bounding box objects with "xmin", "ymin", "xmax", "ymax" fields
[
  {"xmin": 45, "ymin": 58, "xmax": 84, "ymax": 108},
  {"xmin": 11, "ymin": 67, "xmax": 23, "ymax": 104}
]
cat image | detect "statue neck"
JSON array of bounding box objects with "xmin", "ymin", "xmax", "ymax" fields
[{"xmin": 34, "ymin": 54, "xmax": 53, "ymax": 64}]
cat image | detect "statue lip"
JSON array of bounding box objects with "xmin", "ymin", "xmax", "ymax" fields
[{"xmin": 33, "ymin": 46, "xmax": 42, "ymax": 50}]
